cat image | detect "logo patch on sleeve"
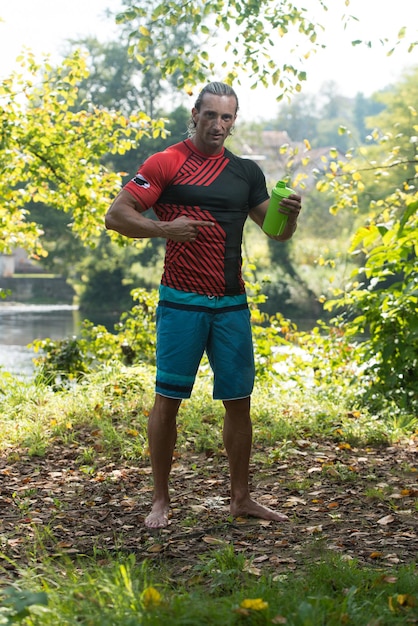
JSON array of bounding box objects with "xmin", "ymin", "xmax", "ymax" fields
[{"xmin": 132, "ymin": 174, "xmax": 150, "ymax": 189}]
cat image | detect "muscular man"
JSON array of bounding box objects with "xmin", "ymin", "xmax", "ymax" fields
[{"xmin": 105, "ymin": 82, "xmax": 301, "ymax": 528}]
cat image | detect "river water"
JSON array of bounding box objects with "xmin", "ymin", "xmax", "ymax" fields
[
  {"xmin": 1, "ymin": 304, "xmax": 319, "ymax": 380},
  {"xmin": 0, "ymin": 304, "xmax": 81, "ymax": 378}
]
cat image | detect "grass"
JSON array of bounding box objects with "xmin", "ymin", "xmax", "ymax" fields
[
  {"xmin": 1, "ymin": 550, "xmax": 416, "ymax": 625},
  {"xmin": 0, "ymin": 363, "xmax": 417, "ymax": 625}
]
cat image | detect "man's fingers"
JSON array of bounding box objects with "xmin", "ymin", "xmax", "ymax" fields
[{"xmin": 193, "ymin": 220, "xmax": 215, "ymax": 227}]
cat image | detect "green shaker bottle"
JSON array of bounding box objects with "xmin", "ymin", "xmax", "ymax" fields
[{"xmin": 262, "ymin": 180, "xmax": 293, "ymax": 236}]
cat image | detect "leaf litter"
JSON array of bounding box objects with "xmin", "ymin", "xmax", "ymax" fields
[{"xmin": 0, "ymin": 434, "xmax": 417, "ymax": 579}]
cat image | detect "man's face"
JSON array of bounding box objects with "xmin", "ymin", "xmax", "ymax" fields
[{"xmin": 192, "ymin": 93, "xmax": 237, "ymax": 155}]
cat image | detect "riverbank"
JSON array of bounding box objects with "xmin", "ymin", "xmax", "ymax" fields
[
  {"xmin": 0, "ymin": 304, "xmax": 80, "ymax": 378},
  {"xmin": 0, "ymin": 275, "xmax": 75, "ymax": 304}
]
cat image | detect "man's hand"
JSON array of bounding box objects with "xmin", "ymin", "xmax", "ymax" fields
[
  {"xmin": 163, "ymin": 216, "xmax": 215, "ymax": 242},
  {"xmin": 268, "ymin": 193, "xmax": 302, "ymax": 241},
  {"xmin": 105, "ymin": 190, "xmax": 215, "ymax": 241},
  {"xmin": 280, "ymin": 194, "xmax": 301, "ymax": 219}
]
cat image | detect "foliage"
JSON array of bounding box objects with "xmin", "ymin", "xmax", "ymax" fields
[
  {"xmin": 32, "ymin": 336, "xmax": 89, "ymax": 390},
  {"xmin": 0, "ymin": 51, "xmax": 165, "ymax": 257},
  {"xmin": 316, "ymin": 69, "xmax": 418, "ymax": 412},
  {"xmin": 2, "ymin": 4, "xmax": 418, "ymax": 419},
  {"xmin": 116, "ymin": 0, "xmax": 416, "ymax": 97},
  {"xmin": 268, "ymin": 84, "xmax": 385, "ymax": 152},
  {"xmin": 27, "ymin": 255, "xmax": 417, "ymax": 418},
  {"xmin": 116, "ymin": 0, "xmax": 337, "ymax": 95},
  {"xmin": 0, "ymin": 346, "xmax": 416, "ymax": 626},
  {"xmin": 327, "ymin": 197, "xmax": 418, "ymax": 412},
  {"xmin": 30, "ymin": 288, "xmax": 158, "ymax": 388},
  {"xmin": 1, "ymin": 552, "xmax": 416, "ymax": 625},
  {"xmin": 0, "ymin": 587, "xmax": 48, "ymax": 625},
  {"xmin": 66, "ymin": 38, "xmax": 144, "ymax": 115}
]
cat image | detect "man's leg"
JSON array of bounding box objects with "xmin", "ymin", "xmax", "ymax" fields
[
  {"xmin": 223, "ymin": 397, "xmax": 288, "ymax": 522},
  {"xmin": 145, "ymin": 393, "xmax": 182, "ymax": 528}
]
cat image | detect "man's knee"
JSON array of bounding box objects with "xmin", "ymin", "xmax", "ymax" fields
[
  {"xmin": 152, "ymin": 394, "xmax": 182, "ymax": 420},
  {"xmin": 223, "ymin": 396, "xmax": 251, "ymax": 419}
]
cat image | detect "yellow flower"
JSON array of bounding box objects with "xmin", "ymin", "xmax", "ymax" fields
[
  {"xmin": 141, "ymin": 586, "xmax": 162, "ymax": 608},
  {"xmin": 240, "ymin": 598, "xmax": 269, "ymax": 611}
]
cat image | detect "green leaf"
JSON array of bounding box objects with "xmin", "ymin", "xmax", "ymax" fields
[
  {"xmin": 0, "ymin": 587, "xmax": 48, "ymax": 618},
  {"xmin": 399, "ymin": 201, "xmax": 418, "ymax": 233}
]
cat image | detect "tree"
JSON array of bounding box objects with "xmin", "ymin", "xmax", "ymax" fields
[
  {"xmin": 116, "ymin": 0, "xmax": 329, "ymax": 94},
  {"xmin": 66, "ymin": 38, "xmax": 143, "ymax": 115},
  {"xmin": 361, "ymin": 67, "xmax": 418, "ymax": 200},
  {"xmin": 267, "ymin": 93, "xmax": 319, "ymax": 140},
  {"xmin": 115, "ymin": 0, "xmax": 415, "ymax": 98},
  {"xmin": 0, "ymin": 50, "xmax": 164, "ymax": 257},
  {"xmin": 115, "ymin": 0, "xmax": 198, "ymax": 116},
  {"xmin": 352, "ymin": 92, "xmax": 385, "ymax": 141},
  {"xmin": 320, "ymin": 67, "xmax": 418, "ymax": 411},
  {"xmin": 2, "ymin": 1, "xmax": 413, "ymax": 261}
]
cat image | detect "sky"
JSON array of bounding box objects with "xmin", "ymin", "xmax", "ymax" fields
[{"xmin": 0, "ymin": 0, "xmax": 417, "ymax": 121}]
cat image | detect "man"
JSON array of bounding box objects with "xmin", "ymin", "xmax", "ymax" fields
[{"xmin": 105, "ymin": 82, "xmax": 301, "ymax": 529}]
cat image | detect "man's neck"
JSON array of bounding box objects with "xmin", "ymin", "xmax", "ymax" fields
[{"xmin": 189, "ymin": 136, "xmax": 224, "ymax": 157}]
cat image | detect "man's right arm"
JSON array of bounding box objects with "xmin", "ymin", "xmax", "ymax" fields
[
  {"xmin": 105, "ymin": 190, "xmax": 214, "ymax": 242},
  {"xmin": 105, "ymin": 190, "xmax": 169, "ymax": 238}
]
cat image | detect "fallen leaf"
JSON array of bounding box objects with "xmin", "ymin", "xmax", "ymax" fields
[
  {"xmin": 147, "ymin": 544, "xmax": 163, "ymax": 553},
  {"xmin": 202, "ymin": 536, "xmax": 227, "ymax": 545},
  {"xmin": 243, "ymin": 564, "xmax": 262, "ymax": 576},
  {"xmin": 306, "ymin": 525, "xmax": 323, "ymax": 534},
  {"xmin": 382, "ymin": 576, "xmax": 398, "ymax": 584},
  {"xmin": 283, "ymin": 496, "xmax": 306, "ymax": 507},
  {"xmin": 234, "ymin": 608, "xmax": 250, "ymax": 616},
  {"xmin": 376, "ymin": 514, "xmax": 395, "ymax": 525},
  {"xmin": 190, "ymin": 505, "xmax": 206, "ymax": 514},
  {"xmin": 253, "ymin": 555, "xmax": 269, "ymax": 563}
]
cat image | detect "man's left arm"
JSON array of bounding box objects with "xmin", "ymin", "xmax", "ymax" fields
[{"xmin": 249, "ymin": 194, "xmax": 302, "ymax": 241}]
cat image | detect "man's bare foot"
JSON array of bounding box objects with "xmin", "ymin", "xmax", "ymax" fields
[
  {"xmin": 230, "ymin": 497, "xmax": 289, "ymax": 522},
  {"xmin": 145, "ymin": 501, "xmax": 170, "ymax": 529}
]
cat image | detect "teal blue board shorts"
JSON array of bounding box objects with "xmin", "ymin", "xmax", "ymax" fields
[{"xmin": 155, "ymin": 285, "xmax": 255, "ymax": 400}]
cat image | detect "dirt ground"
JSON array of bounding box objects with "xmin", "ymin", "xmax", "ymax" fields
[{"xmin": 1, "ymin": 434, "xmax": 417, "ymax": 579}]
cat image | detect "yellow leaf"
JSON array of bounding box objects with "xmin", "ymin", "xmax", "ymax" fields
[
  {"xmin": 370, "ymin": 551, "xmax": 383, "ymax": 559},
  {"xmin": 397, "ymin": 593, "xmax": 416, "ymax": 607},
  {"xmin": 126, "ymin": 428, "xmax": 139, "ymax": 437},
  {"xmin": 240, "ymin": 598, "xmax": 269, "ymax": 611},
  {"xmin": 397, "ymin": 27, "xmax": 406, "ymax": 39},
  {"xmin": 141, "ymin": 586, "xmax": 162, "ymax": 608}
]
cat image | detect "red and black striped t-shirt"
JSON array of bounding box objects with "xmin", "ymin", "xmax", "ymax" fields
[{"xmin": 124, "ymin": 139, "xmax": 269, "ymax": 297}]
